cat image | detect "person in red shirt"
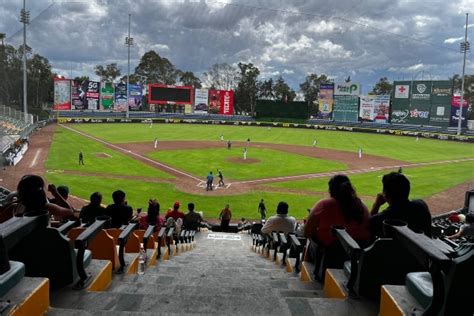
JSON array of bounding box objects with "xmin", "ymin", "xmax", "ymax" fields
[
  {"xmin": 165, "ymin": 201, "xmax": 185, "ymax": 221},
  {"xmin": 305, "ymin": 174, "xmax": 370, "ymax": 248}
]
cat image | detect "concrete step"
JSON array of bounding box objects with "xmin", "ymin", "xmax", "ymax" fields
[
  {"xmin": 46, "ymin": 307, "xmax": 206, "ymax": 316},
  {"xmin": 285, "ymin": 297, "xmax": 379, "ymax": 316}
]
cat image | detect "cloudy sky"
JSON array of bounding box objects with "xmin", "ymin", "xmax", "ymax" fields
[{"xmin": 1, "ymin": 0, "xmax": 473, "ymax": 93}]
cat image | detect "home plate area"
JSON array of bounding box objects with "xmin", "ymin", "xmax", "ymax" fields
[{"xmin": 196, "ymin": 181, "xmax": 231, "ymax": 190}]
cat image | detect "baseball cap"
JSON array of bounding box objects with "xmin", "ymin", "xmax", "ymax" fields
[{"xmin": 174, "ymin": 201, "xmax": 180, "ymax": 208}]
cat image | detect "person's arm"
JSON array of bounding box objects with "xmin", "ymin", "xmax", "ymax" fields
[
  {"xmin": 47, "ymin": 184, "xmax": 72, "ymax": 209},
  {"xmin": 46, "ymin": 203, "xmax": 76, "ymax": 220},
  {"xmin": 304, "ymin": 202, "xmax": 323, "ymax": 239},
  {"xmin": 370, "ymin": 193, "xmax": 386, "ymax": 216},
  {"xmin": 261, "ymin": 217, "xmax": 274, "ymax": 234},
  {"xmin": 447, "ymin": 229, "xmax": 463, "ymax": 240}
]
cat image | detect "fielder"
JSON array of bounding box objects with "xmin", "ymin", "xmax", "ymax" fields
[
  {"xmin": 312, "ymin": 138, "xmax": 317, "ymax": 147},
  {"xmin": 358, "ymin": 147, "xmax": 362, "ymax": 159},
  {"xmin": 243, "ymin": 147, "xmax": 247, "ymax": 160},
  {"xmin": 154, "ymin": 138, "xmax": 158, "ymax": 149}
]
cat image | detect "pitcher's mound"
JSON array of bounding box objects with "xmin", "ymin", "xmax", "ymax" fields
[{"xmin": 227, "ymin": 157, "xmax": 260, "ymax": 164}]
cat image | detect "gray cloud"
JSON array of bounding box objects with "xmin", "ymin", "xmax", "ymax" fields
[{"xmin": 1, "ymin": 0, "xmax": 472, "ymax": 93}]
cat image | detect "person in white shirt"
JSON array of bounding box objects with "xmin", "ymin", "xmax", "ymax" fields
[{"xmin": 261, "ymin": 201, "xmax": 296, "ymax": 235}]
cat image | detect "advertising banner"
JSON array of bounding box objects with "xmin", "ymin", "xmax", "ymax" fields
[
  {"xmin": 334, "ymin": 82, "xmax": 360, "ymax": 96},
  {"xmin": 429, "ymin": 104, "xmax": 451, "ymax": 125},
  {"xmin": 115, "ymin": 83, "xmax": 128, "ymax": 111},
  {"xmin": 359, "ymin": 95, "xmax": 390, "ymax": 123},
  {"xmin": 85, "ymin": 81, "xmax": 100, "ymax": 110},
  {"xmin": 316, "ymin": 83, "xmax": 334, "ymax": 119},
  {"xmin": 450, "ymin": 96, "xmax": 469, "ymax": 127},
  {"xmin": 407, "ymin": 103, "xmax": 431, "ymax": 125},
  {"xmin": 100, "ymin": 82, "xmax": 114, "ymax": 110},
  {"xmin": 71, "ymin": 80, "xmax": 87, "ymax": 110},
  {"xmin": 394, "ymin": 85, "xmax": 409, "ymax": 98},
  {"xmin": 53, "ymin": 78, "xmax": 71, "ymax": 110},
  {"xmin": 194, "ymin": 88, "xmax": 209, "ymax": 113},
  {"xmin": 219, "ymin": 90, "xmax": 234, "ymax": 115},
  {"xmin": 128, "ymin": 84, "xmax": 143, "ymax": 111},
  {"xmin": 391, "ymin": 107, "xmax": 410, "ymax": 124},
  {"xmin": 333, "ymin": 95, "xmax": 359, "ymax": 122},
  {"xmin": 411, "ymin": 81, "xmax": 431, "ymax": 101}
]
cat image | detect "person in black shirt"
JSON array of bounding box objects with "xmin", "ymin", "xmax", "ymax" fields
[
  {"xmin": 370, "ymin": 172, "xmax": 431, "ymax": 238},
  {"xmin": 80, "ymin": 192, "xmax": 106, "ymax": 226},
  {"xmin": 105, "ymin": 190, "xmax": 133, "ymax": 228}
]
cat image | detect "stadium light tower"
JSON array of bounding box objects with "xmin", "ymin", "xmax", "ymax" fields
[
  {"xmin": 457, "ymin": 13, "xmax": 470, "ymax": 136},
  {"xmin": 125, "ymin": 14, "xmax": 133, "ymax": 119},
  {"xmin": 20, "ymin": 0, "xmax": 30, "ymax": 121}
]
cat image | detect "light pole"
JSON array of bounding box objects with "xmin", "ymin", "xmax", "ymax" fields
[
  {"xmin": 20, "ymin": 0, "xmax": 30, "ymax": 121},
  {"xmin": 125, "ymin": 14, "xmax": 133, "ymax": 118},
  {"xmin": 457, "ymin": 13, "xmax": 470, "ymax": 136}
]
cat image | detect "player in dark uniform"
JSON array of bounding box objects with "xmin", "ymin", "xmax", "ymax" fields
[
  {"xmin": 227, "ymin": 140, "xmax": 232, "ymax": 149},
  {"xmin": 258, "ymin": 199, "xmax": 267, "ymax": 220},
  {"xmin": 217, "ymin": 169, "xmax": 225, "ymax": 187},
  {"xmin": 79, "ymin": 151, "xmax": 84, "ymax": 165}
]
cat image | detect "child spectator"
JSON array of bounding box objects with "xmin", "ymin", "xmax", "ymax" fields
[{"xmin": 448, "ymin": 213, "xmax": 474, "ymax": 239}]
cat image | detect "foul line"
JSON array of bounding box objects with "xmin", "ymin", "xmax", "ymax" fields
[
  {"xmin": 233, "ymin": 158, "xmax": 474, "ymax": 185},
  {"xmin": 59, "ymin": 124, "xmax": 202, "ymax": 182},
  {"xmin": 30, "ymin": 149, "xmax": 42, "ymax": 168}
]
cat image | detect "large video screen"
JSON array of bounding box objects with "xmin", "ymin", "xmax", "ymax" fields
[{"xmin": 149, "ymin": 85, "xmax": 192, "ymax": 104}]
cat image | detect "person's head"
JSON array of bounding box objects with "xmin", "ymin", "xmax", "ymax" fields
[
  {"xmin": 276, "ymin": 201, "xmax": 289, "ymax": 215},
  {"xmin": 224, "ymin": 204, "xmax": 229, "ymax": 209},
  {"xmin": 112, "ymin": 190, "xmax": 126, "ymax": 205},
  {"xmin": 188, "ymin": 203, "xmax": 195, "ymax": 212},
  {"xmin": 328, "ymin": 174, "xmax": 364, "ymax": 223},
  {"xmin": 260, "ymin": 199, "xmax": 264, "ymax": 203},
  {"xmin": 241, "ymin": 217, "xmax": 245, "ymax": 222},
  {"xmin": 90, "ymin": 192, "xmax": 102, "ymax": 206},
  {"xmin": 466, "ymin": 213, "xmax": 474, "ymax": 224},
  {"xmin": 209, "ymin": 171, "xmax": 213, "ymax": 175},
  {"xmin": 17, "ymin": 175, "xmax": 48, "ymax": 213},
  {"xmin": 173, "ymin": 201, "xmax": 180, "ymax": 211},
  {"xmin": 382, "ymin": 172, "xmax": 410, "ymax": 204},
  {"xmin": 57, "ymin": 185, "xmax": 69, "ymax": 199}
]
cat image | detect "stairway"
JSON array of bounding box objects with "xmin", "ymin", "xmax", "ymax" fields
[{"xmin": 47, "ymin": 232, "xmax": 378, "ymax": 315}]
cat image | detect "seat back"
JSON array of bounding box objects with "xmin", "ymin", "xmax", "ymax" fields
[
  {"xmin": 315, "ymin": 241, "xmax": 348, "ymax": 282},
  {"xmin": 87, "ymin": 230, "xmax": 120, "ymax": 270},
  {"xmin": 134, "ymin": 230, "xmax": 155, "ymax": 249},
  {"xmin": 355, "ymin": 238, "xmax": 423, "ymax": 299}
]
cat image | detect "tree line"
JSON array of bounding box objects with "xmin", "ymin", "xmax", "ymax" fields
[{"xmin": 1, "ymin": 40, "xmax": 472, "ymax": 116}]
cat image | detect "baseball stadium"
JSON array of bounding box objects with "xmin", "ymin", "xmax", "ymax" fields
[{"xmin": 1, "ymin": 1, "xmax": 474, "ymax": 315}]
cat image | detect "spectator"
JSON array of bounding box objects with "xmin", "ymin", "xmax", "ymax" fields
[
  {"xmin": 49, "ymin": 185, "xmax": 69, "ymax": 208},
  {"xmin": 79, "ymin": 192, "xmax": 106, "ymax": 226},
  {"xmin": 139, "ymin": 199, "xmax": 164, "ymax": 231},
  {"xmin": 261, "ymin": 201, "xmax": 296, "ymax": 235},
  {"xmin": 14, "ymin": 175, "xmax": 75, "ymax": 220},
  {"xmin": 305, "ymin": 174, "xmax": 370, "ymax": 248},
  {"xmin": 447, "ymin": 213, "xmax": 474, "ymax": 239},
  {"xmin": 370, "ymin": 172, "xmax": 432, "ymax": 238},
  {"xmin": 183, "ymin": 203, "xmax": 203, "ymax": 231},
  {"xmin": 105, "ymin": 190, "xmax": 133, "ymax": 228},
  {"xmin": 165, "ymin": 201, "xmax": 185, "ymax": 220},
  {"xmin": 219, "ymin": 204, "xmax": 232, "ymax": 232}
]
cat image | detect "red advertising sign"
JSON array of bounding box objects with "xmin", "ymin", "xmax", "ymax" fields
[
  {"xmin": 53, "ymin": 77, "xmax": 71, "ymax": 110},
  {"xmin": 451, "ymin": 95, "xmax": 469, "ymax": 108},
  {"xmin": 209, "ymin": 89, "xmax": 234, "ymax": 115}
]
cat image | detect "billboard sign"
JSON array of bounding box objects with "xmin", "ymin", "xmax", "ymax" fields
[
  {"xmin": 71, "ymin": 80, "xmax": 87, "ymax": 110},
  {"xmin": 450, "ymin": 95, "xmax": 469, "ymax": 127},
  {"xmin": 194, "ymin": 88, "xmax": 209, "ymax": 113},
  {"xmin": 334, "ymin": 82, "xmax": 360, "ymax": 96},
  {"xmin": 333, "ymin": 95, "xmax": 359, "ymax": 122},
  {"xmin": 209, "ymin": 90, "xmax": 234, "ymax": 115},
  {"xmin": 411, "ymin": 82, "xmax": 431, "ymax": 100},
  {"xmin": 316, "ymin": 83, "xmax": 334, "ymax": 119},
  {"xmin": 53, "ymin": 78, "xmax": 71, "ymax": 110},
  {"xmin": 148, "ymin": 84, "xmax": 193, "ymax": 105},
  {"xmin": 85, "ymin": 81, "xmax": 100, "ymax": 110},
  {"xmin": 115, "ymin": 83, "xmax": 127, "ymax": 111},
  {"xmin": 394, "ymin": 85, "xmax": 409, "ymax": 98},
  {"xmin": 359, "ymin": 95, "xmax": 390, "ymax": 123},
  {"xmin": 128, "ymin": 84, "xmax": 143, "ymax": 110},
  {"xmin": 100, "ymin": 82, "xmax": 114, "ymax": 110}
]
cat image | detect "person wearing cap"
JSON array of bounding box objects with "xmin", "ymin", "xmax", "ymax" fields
[{"xmin": 165, "ymin": 201, "xmax": 185, "ymax": 220}]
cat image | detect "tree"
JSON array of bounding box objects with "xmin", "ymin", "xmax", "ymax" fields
[
  {"xmin": 203, "ymin": 63, "xmax": 239, "ymax": 90},
  {"xmin": 273, "ymin": 76, "xmax": 296, "ymax": 102},
  {"xmin": 452, "ymin": 74, "xmax": 474, "ymax": 104},
  {"xmin": 299, "ymin": 73, "xmax": 330, "ymax": 105},
  {"xmin": 234, "ymin": 62, "xmax": 260, "ymax": 115},
  {"xmin": 134, "ymin": 50, "xmax": 177, "ymax": 85},
  {"xmin": 257, "ymin": 78, "xmax": 275, "ymax": 100},
  {"xmin": 94, "ymin": 63, "xmax": 121, "ymax": 82},
  {"xmin": 371, "ymin": 77, "xmax": 393, "ymax": 95},
  {"xmin": 27, "ymin": 53, "xmax": 53, "ymax": 107},
  {"xmin": 73, "ymin": 76, "xmax": 90, "ymax": 83},
  {"xmin": 0, "ymin": 33, "xmax": 5, "ymax": 46},
  {"xmin": 177, "ymin": 71, "xmax": 202, "ymax": 88}
]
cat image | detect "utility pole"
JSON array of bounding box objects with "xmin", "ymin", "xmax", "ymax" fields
[
  {"xmin": 20, "ymin": 0, "xmax": 30, "ymax": 121},
  {"xmin": 458, "ymin": 13, "xmax": 470, "ymax": 136},
  {"xmin": 125, "ymin": 14, "xmax": 133, "ymax": 118}
]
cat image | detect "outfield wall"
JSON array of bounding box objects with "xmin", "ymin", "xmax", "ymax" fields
[{"xmin": 56, "ymin": 117, "xmax": 474, "ymax": 143}]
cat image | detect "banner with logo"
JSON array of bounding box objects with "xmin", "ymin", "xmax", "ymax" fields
[
  {"xmin": 429, "ymin": 104, "xmax": 451, "ymax": 125},
  {"xmin": 334, "ymin": 82, "xmax": 360, "ymax": 96},
  {"xmin": 316, "ymin": 84, "xmax": 334, "ymax": 119},
  {"xmin": 208, "ymin": 90, "xmax": 234, "ymax": 115},
  {"xmin": 450, "ymin": 95, "xmax": 469, "ymax": 127},
  {"xmin": 407, "ymin": 103, "xmax": 431, "ymax": 125},
  {"xmin": 429, "ymin": 81, "xmax": 453, "ymax": 127},
  {"xmin": 411, "ymin": 81, "xmax": 431, "ymax": 102},
  {"xmin": 128, "ymin": 84, "xmax": 143, "ymax": 111},
  {"xmin": 194, "ymin": 88, "xmax": 209, "ymax": 113},
  {"xmin": 115, "ymin": 83, "xmax": 127, "ymax": 111},
  {"xmin": 84, "ymin": 81, "xmax": 100, "ymax": 110},
  {"xmin": 333, "ymin": 95, "xmax": 359, "ymax": 122},
  {"xmin": 53, "ymin": 78, "xmax": 71, "ymax": 110},
  {"xmin": 359, "ymin": 95, "xmax": 390, "ymax": 123},
  {"xmin": 71, "ymin": 80, "xmax": 87, "ymax": 110},
  {"xmin": 394, "ymin": 84, "xmax": 409, "ymax": 98},
  {"xmin": 100, "ymin": 82, "xmax": 114, "ymax": 110}
]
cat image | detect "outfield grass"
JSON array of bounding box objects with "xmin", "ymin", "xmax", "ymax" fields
[
  {"xmin": 147, "ymin": 147, "xmax": 346, "ymax": 180},
  {"xmin": 70, "ymin": 123, "xmax": 474, "ymax": 162},
  {"xmin": 269, "ymin": 161, "xmax": 474, "ymax": 200},
  {"xmin": 45, "ymin": 173, "xmax": 320, "ymax": 220},
  {"xmin": 46, "ymin": 127, "xmax": 173, "ymax": 178}
]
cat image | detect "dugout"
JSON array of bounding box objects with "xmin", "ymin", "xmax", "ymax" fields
[{"xmin": 255, "ymin": 100, "xmax": 309, "ymax": 119}]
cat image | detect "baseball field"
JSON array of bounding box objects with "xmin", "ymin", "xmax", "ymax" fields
[{"xmin": 38, "ymin": 123, "xmax": 474, "ymax": 220}]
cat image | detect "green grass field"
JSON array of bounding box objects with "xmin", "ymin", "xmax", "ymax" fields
[{"xmin": 45, "ymin": 123, "xmax": 474, "ymax": 220}]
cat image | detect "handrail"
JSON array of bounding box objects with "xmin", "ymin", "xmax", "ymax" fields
[
  {"xmin": 142, "ymin": 225, "xmax": 155, "ymax": 250},
  {"xmin": 117, "ymin": 223, "xmax": 138, "ymax": 274},
  {"xmin": 279, "ymin": 233, "xmax": 287, "ymax": 245},
  {"xmin": 166, "ymin": 227, "xmax": 174, "ymax": 238},
  {"xmin": 57, "ymin": 219, "xmax": 81, "ymax": 235},
  {"xmin": 156, "ymin": 227, "xmax": 166, "ymax": 259},
  {"xmin": 166, "ymin": 227, "xmax": 174, "ymax": 255},
  {"xmin": 289, "ymin": 234, "xmax": 301, "ymax": 247},
  {"xmin": 289, "ymin": 234, "xmax": 305, "ymax": 273},
  {"xmin": 272, "ymin": 232, "xmax": 279, "ymax": 261},
  {"xmin": 74, "ymin": 216, "xmax": 109, "ymax": 289},
  {"xmin": 272, "ymin": 232, "xmax": 279, "ymax": 243}
]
